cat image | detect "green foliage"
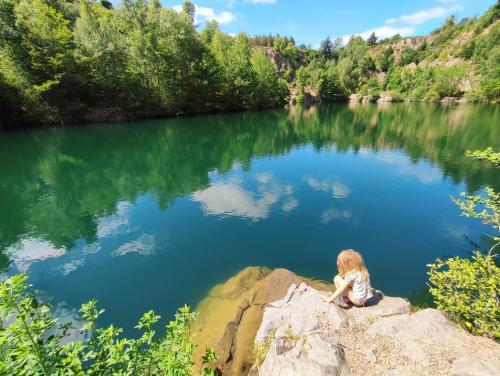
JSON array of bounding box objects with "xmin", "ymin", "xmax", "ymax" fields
[
  {"xmin": 251, "ymin": 49, "xmax": 289, "ymax": 107},
  {"xmin": 452, "ymin": 186, "xmax": 499, "ymax": 253},
  {"xmin": 385, "ymin": 63, "xmax": 467, "ymax": 101},
  {"xmin": 366, "ymin": 32, "xmax": 377, "ymax": 46},
  {"xmin": 375, "ymin": 46, "xmax": 394, "ymax": 72},
  {"xmin": 319, "ymin": 36, "xmax": 333, "ymax": 60},
  {"xmin": 428, "ymin": 149, "xmax": 500, "ymax": 339},
  {"xmin": 427, "ymin": 252, "xmax": 499, "ymax": 339},
  {"xmin": 0, "ymin": 273, "xmax": 218, "ymax": 375},
  {"xmin": 358, "ymin": 76, "xmax": 382, "ymax": 97},
  {"xmin": 336, "ymin": 36, "xmax": 374, "ymax": 93},
  {"xmin": 1, "ymin": 1, "xmax": 499, "ymax": 127},
  {"xmin": 466, "ymin": 148, "xmax": 500, "ymax": 166}
]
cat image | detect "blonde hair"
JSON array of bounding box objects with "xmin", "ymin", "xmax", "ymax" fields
[{"xmin": 337, "ymin": 249, "xmax": 369, "ymax": 280}]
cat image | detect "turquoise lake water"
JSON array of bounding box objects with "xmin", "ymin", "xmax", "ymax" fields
[{"xmin": 0, "ymin": 103, "xmax": 499, "ymax": 333}]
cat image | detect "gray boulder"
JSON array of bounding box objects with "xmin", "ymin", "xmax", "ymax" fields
[
  {"xmin": 255, "ymin": 283, "xmax": 347, "ymax": 343},
  {"xmin": 349, "ymin": 94, "xmax": 363, "ymax": 103},
  {"xmin": 345, "ymin": 296, "xmax": 411, "ymax": 325},
  {"xmin": 452, "ymin": 356, "xmax": 500, "ymax": 376},
  {"xmin": 259, "ymin": 333, "xmax": 348, "ymax": 376}
]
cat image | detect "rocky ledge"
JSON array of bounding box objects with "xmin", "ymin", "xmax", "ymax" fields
[
  {"xmin": 252, "ymin": 282, "xmax": 500, "ymax": 376},
  {"xmin": 191, "ymin": 267, "xmax": 500, "ymax": 376}
]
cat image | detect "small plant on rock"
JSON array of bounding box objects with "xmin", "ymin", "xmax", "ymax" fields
[{"xmin": 252, "ymin": 329, "xmax": 276, "ymax": 369}]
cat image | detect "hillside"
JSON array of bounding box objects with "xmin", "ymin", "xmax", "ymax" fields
[
  {"xmin": 0, "ymin": 1, "xmax": 498, "ymax": 129},
  {"xmin": 255, "ymin": 3, "xmax": 499, "ymax": 104}
]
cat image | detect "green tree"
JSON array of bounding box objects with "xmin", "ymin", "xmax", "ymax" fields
[
  {"xmin": 366, "ymin": 32, "xmax": 377, "ymax": 46},
  {"xmin": 182, "ymin": 0, "xmax": 195, "ymax": 22},
  {"xmin": 74, "ymin": 0, "xmax": 129, "ymax": 104},
  {"xmin": 319, "ymin": 36, "xmax": 333, "ymax": 60},
  {"xmin": 251, "ymin": 49, "xmax": 288, "ymax": 107},
  {"xmin": 0, "ymin": 274, "xmax": 218, "ymax": 375},
  {"xmin": 0, "ymin": 0, "xmax": 74, "ymax": 121},
  {"xmin": 209, "ymin": 31, "xmax": 256, "ymax": 109}
]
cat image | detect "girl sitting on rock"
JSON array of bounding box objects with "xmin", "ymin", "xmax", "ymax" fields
[{"xmin": 322, "ymin": 249, "xmax": 381, "ymax": 308}]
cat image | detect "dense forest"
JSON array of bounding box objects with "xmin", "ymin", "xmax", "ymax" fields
[{"xmin": 0, "ymin": 0, "xmax": 499, "ymax": 128}]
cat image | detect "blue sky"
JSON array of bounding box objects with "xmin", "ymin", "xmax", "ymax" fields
[{"xmin": 164, "ymin": 0, "xmax": 496, "ymax": 46}]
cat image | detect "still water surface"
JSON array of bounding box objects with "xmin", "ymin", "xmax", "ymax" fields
[{"xmin": 0, "ymin": 103, "xmax": 499, "ymax": 333}]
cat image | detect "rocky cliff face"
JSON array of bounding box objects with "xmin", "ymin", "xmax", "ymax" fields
[
  {"xmin": 192, "ymin": 268, "xmax": 500, "ymax": 376},
  {"xmin": 252, "ymin": 282, "xmax": 500, "ymax": 376},
  {"xmin": 191, "ymin": 267, "xmax": 333, "ymax": 375}
]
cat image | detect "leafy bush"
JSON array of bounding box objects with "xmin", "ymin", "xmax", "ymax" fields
[
  {"xmin": 0, "ymin": 274, "xmax": 217, "ymax": 375},
  {"xmin": 428, "ymin": 148, "xmax": 500, "ymax": 339},
  {"xmin": 358, "ymin": 76, "xmax": 382, "ymax": 97},
  {"xmin": 427, "ymin": 252, "xmax": 499, "ymax": 339}
]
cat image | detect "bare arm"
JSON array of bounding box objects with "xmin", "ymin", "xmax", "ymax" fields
[{"xmin": 322, "ymin": 279, "xmax": 350, "ymax": 303}]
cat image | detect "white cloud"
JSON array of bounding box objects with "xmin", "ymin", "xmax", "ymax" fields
[
  {"xmin": 282, "ymin": 198, "xmax": 299, "ymax": 212},
  {"xmin": 304, "ymin": 176, "xmax": 351, "ymax": 199},
  {"xmin": 96, "ymin": 201, "xmax": 131, "ymax": 238},
  {"xmin": 321, "ymin": 208, "xmax": 352, "ymax": 224},
  {"xmin": 192, "ymin": 181, "xmax": 274, "ymax": 219},
  {"xmin": 192, "ymin": 173, "xmax": 297, "ymax": 220},
  {"xmin": 112, "ymin": 234, "xmax": 155, "ymax": 257},
  {"xmin": 6, "ymin": 238, "xmax": 66, "ymax": 273},
  {"xmin": 304, "ymin": 176, "xmax": 331, "ymax": 192},
  {"xmin": 173, "ymin": 4, "xmax": 236, "ymax": 24},
  {"xmin": 386, "ymin": 6, "xmax": 462, "ymax": 25},
  {"xmin": 332, "ymin": 182, "xmax": 350, "ymax": 199},
  {"xmin": 248, "ymin": 0, "xmax": 276, "ymax": 3},
  {"xmin": 59, "ymin": 259, "xmax": 85, "ymax": 276},
  {"xmin": 341, "ymin": 26, "xmax": 415, "ymax": 44},
  {"xmin": 374, "ymin": 150, "xmax": 442, "ymax": 184}
]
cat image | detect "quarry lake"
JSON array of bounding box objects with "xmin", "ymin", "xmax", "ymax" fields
[{"xmin": 1, "ymin": 103, "xmax": 499, "ymax": 333}]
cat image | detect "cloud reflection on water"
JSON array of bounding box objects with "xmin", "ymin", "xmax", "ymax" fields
[
  {"xmin": 6, "ymin": 238, "xmax": 66, "ymax": 273},
  {"xmin": 192, "ymin": 172, "xmax": 298, "ymax": 220},
  {"xmin": 304, "ymin": 176, "xmax": 351, "ymax": 199}
]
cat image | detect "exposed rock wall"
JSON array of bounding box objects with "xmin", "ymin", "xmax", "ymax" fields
[
  {"xmin": 191, "ymin": 267, "xmax": 333, "ymax": 375},
  {"xmin": 193, "ymin": 268, "xmax": 500, "ymax": 375},
  {"xmin": 253, "ymin": 282, "xmax": 500, "ymax": 376}
]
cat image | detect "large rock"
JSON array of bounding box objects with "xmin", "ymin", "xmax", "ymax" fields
[
  {"xmin": 452, "ymin": 356, "xmax": 500, "ymax": 376},
  {"xmin": 259, "ymin": 334, "xmax": 348, "ymax": 376},
  {"xmin": 377, "ymin": 91, "xmax": 401, "ymax": 103},
  {"xmin": 368, "ymin": 309, "xmax": 463, "ymax": 364},
  {"xmin": 368, "ymin": 309, "xmax": 500, "ymax": 370},
  {"xmin": 349, "ymin": 94, "xmax": 363, "ymax": 103},
  {"xmin": 255, "ymin": 282, "xmax": 347, "ymax": 343},
  {"xmin": 345, "ymin": 296, "xmax": 411, "ymax": 325},
  {"xmin": 368, "ymin": 309, "xmax": 462, "ymax": 343},
  {"xmin": 191, "ymin": 268, "xmax": 333, "ymax": 376}
]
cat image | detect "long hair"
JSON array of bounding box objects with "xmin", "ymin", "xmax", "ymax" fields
[{"xmin": 337, "ymin": 249, "xmax": 369, "ymax": 280}]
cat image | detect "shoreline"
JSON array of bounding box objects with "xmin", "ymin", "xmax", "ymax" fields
[
  {"xmin": 2, "ymin": 98, "xmax": 494, "ymax": 132},
  {"xmin": 191, "ymin": 266, "xmax": 499, "ymax": 376}
]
